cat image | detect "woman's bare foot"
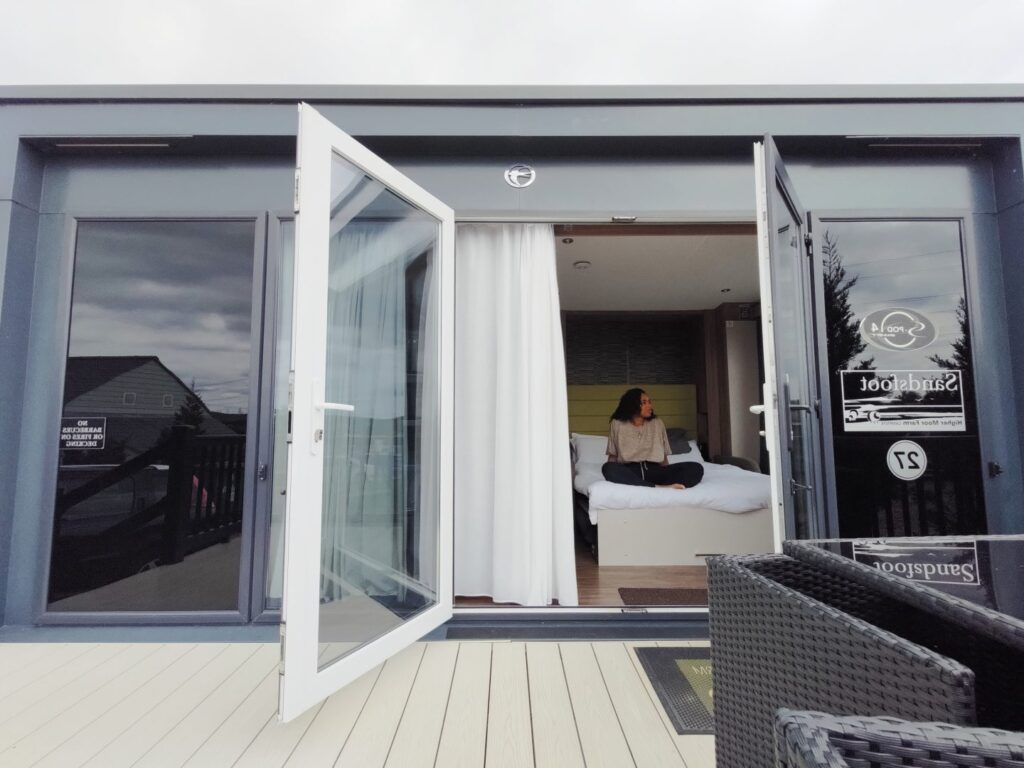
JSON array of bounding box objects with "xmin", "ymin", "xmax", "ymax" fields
[{"xmin": 656, "ymin": 483, "xmax": 687, "ymax": 490}]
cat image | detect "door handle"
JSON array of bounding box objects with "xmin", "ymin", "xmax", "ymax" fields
[
  {"xmin": 310, "ymin": 379, "xmax": 355, "ymax": 455},
  {"xmin": 749, "ymin": 404, "xmax": 766, "ymax": 415}
]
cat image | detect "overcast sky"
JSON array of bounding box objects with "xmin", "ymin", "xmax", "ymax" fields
[{"xmin": 3, "ymin": 0, "xmax": 1023, "ymax": 86}]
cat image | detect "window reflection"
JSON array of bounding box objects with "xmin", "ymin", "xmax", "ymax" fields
[
  {"xmin": 48, "ymin": 220, "xmax": 255, "ymax": 612},
  {"xmin": 822, "ymin": 220, "xmax": 984, "ymax": 538}
]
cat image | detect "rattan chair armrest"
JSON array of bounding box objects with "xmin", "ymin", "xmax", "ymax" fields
[{"xmin": 775, "ymin": 709, "xmax": 1024, "ymax": 767}]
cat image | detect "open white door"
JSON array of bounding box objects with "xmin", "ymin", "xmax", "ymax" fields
[
  {"xmin": 279, "ymin": 104, "xmax": 454, "ymax": 721},
  {"xmin": 754, "ymin": 136, "xmax": 828, "ymax": 551}
]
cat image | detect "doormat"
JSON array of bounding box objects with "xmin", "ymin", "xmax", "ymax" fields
[
  {"xmin": 618, "ymin": 587, "xmax": 708, "ymax": 606},
  {"xmin": 634, "ymin": 647, "xmax": 714, "ymax": 735}
]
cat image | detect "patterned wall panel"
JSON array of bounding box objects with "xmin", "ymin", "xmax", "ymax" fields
[{"xmin": 564, "ymin": 313, "xmax": 702, "ymax": 385}]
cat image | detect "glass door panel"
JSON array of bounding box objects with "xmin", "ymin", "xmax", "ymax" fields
[
  {"xmin": 280, "ymin": 104, "xmax": 453, "ymax": 721},
  {"xmin": 817, "ymin": 218, "xmax": 985, "ymax": 537},
  {"xmin": 47, "ymin": 219, "xmax": 257, "ymax": 614},
  {"xmin": 754, "ymin": 137, "xmax": 828, "ymax": 545}
]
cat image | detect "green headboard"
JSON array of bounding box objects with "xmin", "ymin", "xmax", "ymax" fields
[{"xmin": 567, "ymin": 384, "xmax": 698, "ymax": 436}]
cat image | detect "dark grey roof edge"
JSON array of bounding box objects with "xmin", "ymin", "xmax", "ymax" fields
[{"xmin": 1, "ymin": 83, "xmax": 1023, "ymax": 103}]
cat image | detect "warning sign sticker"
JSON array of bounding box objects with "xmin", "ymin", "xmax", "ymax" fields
[{"xmin": 60, "ymin": 417, "xmax": 106, "ymax": 450}]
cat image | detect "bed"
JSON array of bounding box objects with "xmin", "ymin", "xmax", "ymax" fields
[{"xmin": 571, "ymin": 432, "xmax": 775, "ymax": 566}]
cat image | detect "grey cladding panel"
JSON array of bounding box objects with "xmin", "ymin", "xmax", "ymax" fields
[{"xmin": 40, "ymin": 156, "xmax": 294, "ymax": 214}]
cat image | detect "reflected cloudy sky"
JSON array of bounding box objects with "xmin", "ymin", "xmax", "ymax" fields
[
  {"xmin": 823, "ymin": 220, "xmax": 965, "ymax": 372},
  {"xmin": 68, "ymin": 220, "xmax": 255, "ymax": 413}
]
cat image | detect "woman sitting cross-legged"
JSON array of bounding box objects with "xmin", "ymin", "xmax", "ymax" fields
[{"xmin": 602, "ymin": 388, "xmax": 704, "ymax": 489}]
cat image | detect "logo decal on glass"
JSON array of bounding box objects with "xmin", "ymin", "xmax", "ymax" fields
[
  {"xmin": 852, "ymin": 539, "xmax": 980, "ymax": 586},
  {"xmin": 504, "ymin": 164, "xmax": 536, "ymax": 188},
  {"xmin": 839, "ymin": 369, "xmax": 966, "ymax": 432},
  {"xmin": 859, "ymin": 308, "xmax": 937, "ymax": 352}
]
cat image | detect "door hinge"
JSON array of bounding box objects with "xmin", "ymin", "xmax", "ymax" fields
[
  {"xmin": 804, "ymin": 233, "xmax": 813, "ymax": 257},
  {"xmin": 293, "ymin": 169, "xmax": 301, "ymax": 214},
  {"xmin": 257, "ymin": 462, "xmax": 268, "ymax": 481}
]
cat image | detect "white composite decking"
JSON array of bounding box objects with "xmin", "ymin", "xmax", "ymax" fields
[{"xmin": 0, "ymin": 640, "xmax": 714, "ymax": 768}]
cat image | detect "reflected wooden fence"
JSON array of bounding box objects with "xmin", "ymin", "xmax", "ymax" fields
[
  {"xmin": 56, "ymin": 426, "xmax": 246, "ymax": 566},
  {"xmin": 161, "ymin": 431, "xmax": 246, "ymax": 563}
]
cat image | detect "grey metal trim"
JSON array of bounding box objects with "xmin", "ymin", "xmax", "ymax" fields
[
  {"xmin": 236, "ymin": 212, "xmax": 269, "ymax": 621},
  {"xmin": 249, "ymin": 212, "xmax": 292, "ymax": 621},
  {"xmin": 35, "ymin": 213, "xmax": 79, "ymax": 621},
  {"xmin": 455, "ymin": 212, "xmax": 756, "ymax": 224},
  {"xmin": 807, "ymin": 217, "xmax": 841, "ymax": 537},
  {"xmin": 1, "ymin": 84, "xmax": 1023, "ymax": 104},
  {"xmin": 36, "ymin": 610, "xmax": 247, "ymax": 626},
  {"xmin": 763, "ymin": 135, "xmax": 830, "ymax": 539},
  {"xmin": 37, "ymin": 212, "xmax": 267, "ymax": 625},
  {"xmin": 0, "ymin": 623, "xmax": 279, "ymax": 641}
]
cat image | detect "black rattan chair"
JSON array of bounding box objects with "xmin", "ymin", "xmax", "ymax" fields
[
  {"xmin": 707, "ymin": 548, "xmax": 1024, "ymax": 768},
  {"xmin": 775, "ymin": 709, "xmax": 1024, "ymax": 768}
]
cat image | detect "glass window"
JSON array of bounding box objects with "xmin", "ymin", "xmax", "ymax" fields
[
  {"xmin": 47, "ymin": 220, "xmax": 256, "ymax": 612},
  {"xmin": 821, "ymin": 219, "xmax": 984, "ymax": 537}
]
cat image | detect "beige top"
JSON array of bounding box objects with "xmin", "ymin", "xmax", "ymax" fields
[{"xmin": 606, "ymin": 417, "xmax": 672, "ymax": 464}]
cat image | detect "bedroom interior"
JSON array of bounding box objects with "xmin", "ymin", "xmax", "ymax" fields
[
  {"xmin": 557, "ymin": 224, "xmax": 775, "ymax": 608},
  {"xmin": 453, "ymin": 222, "xmax": 778, "ymax": 610}
]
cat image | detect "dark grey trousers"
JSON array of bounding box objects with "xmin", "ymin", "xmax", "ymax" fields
[{"xmin": 601, "ymin": 460, "xmax": 704, "ymax": 488}]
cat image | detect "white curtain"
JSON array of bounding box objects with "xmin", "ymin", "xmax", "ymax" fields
[
  {"xmin": 454, "ymin": 223, "xmax": 578, "ymax": 607},
  {"xmin": 320, "ymin": 217, "xmax": 437, "ymax": 602}
]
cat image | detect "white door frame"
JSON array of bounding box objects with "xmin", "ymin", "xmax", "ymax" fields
[{"xmin": 279, "ymin": 104, "xmax": 454, "ymax": 722}]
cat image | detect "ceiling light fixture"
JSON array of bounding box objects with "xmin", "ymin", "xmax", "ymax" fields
[
  {"xmin": 562, "ymin": 237, "xmax": 574, "ymax": 244},
  {"xmin": 721, "ymin": 288, "xmax": 732, "ymax": 293},
  {"xmin": 573, "ymin": 260, "xmax": 591, "ymax": 270}
]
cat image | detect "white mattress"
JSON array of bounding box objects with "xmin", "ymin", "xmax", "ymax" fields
[{"xmin": 574, "ymin": 461, "xmax": 772, "ymax": 524}]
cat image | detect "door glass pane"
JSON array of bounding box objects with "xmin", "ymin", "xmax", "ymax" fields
[
  {"xmin": 265, "ymin": 220, "xmax": 294, "ymax": 605},
  {"xmin": 820, "ymin": 220, "xmax": 984, "ymax": 536},
  {"xmin": 318, "ymin": 154, "xmax": 440, "ymax": 670},
  {"xmin": 771, "ymin": 188, "xmax": 816, "ymax": 537},
  {"xmin": 48, "ymin": 220, "xmax": 255, "ymax": 612}
]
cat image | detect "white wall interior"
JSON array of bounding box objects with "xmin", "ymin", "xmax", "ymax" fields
[
  {"xmin": 726, "ymin": 320, "xmax": 762, "ymax": 463},
  {"xmin": 555, "ymin": 232, "xmax": 758, "ymax": 311}
]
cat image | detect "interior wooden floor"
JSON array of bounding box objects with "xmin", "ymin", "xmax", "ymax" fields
[
  {"xmin": 0, "ymin": 639, "xmax": 714, "ymax": 767},
  {"xmin": 455, "ymin": 536, "xmax": 708, "ymax": 608}
]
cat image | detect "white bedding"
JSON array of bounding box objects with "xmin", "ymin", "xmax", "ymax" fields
[{"xmin": 574, "ymin": 461, "xmax": 772, "ymax": 524}]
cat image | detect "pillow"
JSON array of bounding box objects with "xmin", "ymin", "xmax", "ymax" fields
[
  {"xmin": 668, "ymin": 440, "xmax": 706, "ymax": 465},
  {"xmin": 571, "ymin": 432, "xmax": 608, "ymax": 465},
  {"xmin": 665, "ymin": 427, "xmax": 690, "ymax": 454}
]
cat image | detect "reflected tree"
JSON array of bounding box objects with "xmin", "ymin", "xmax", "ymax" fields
[
  {"xmin": 822, "ymin": 231, "xmax": 873, "ymax": 423},
  {"xmin": 823, "ymin": 231, "xmax": 871, "ymax": 371},
  {"xmin": 928, "ymin": 297, "xmax": 974, "ymax": 416}
]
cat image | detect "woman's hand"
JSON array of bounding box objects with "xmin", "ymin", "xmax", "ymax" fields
[{"xmin": 660, "ymin": 459, "xmax": 669, "ymax": 467}]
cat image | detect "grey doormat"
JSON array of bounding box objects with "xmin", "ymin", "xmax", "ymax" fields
[
  {"xmin": 634, "ymin": 646, "xmax": 714, "ymax": 735},
  {"xmin": 619, "ymin": 587, "xmax": 708, "ymax": 606}
]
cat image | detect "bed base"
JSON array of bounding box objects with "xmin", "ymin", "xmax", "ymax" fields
[{"xmin": 596, "ymin": 505, "xmax": 774, "ymax": 566}]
